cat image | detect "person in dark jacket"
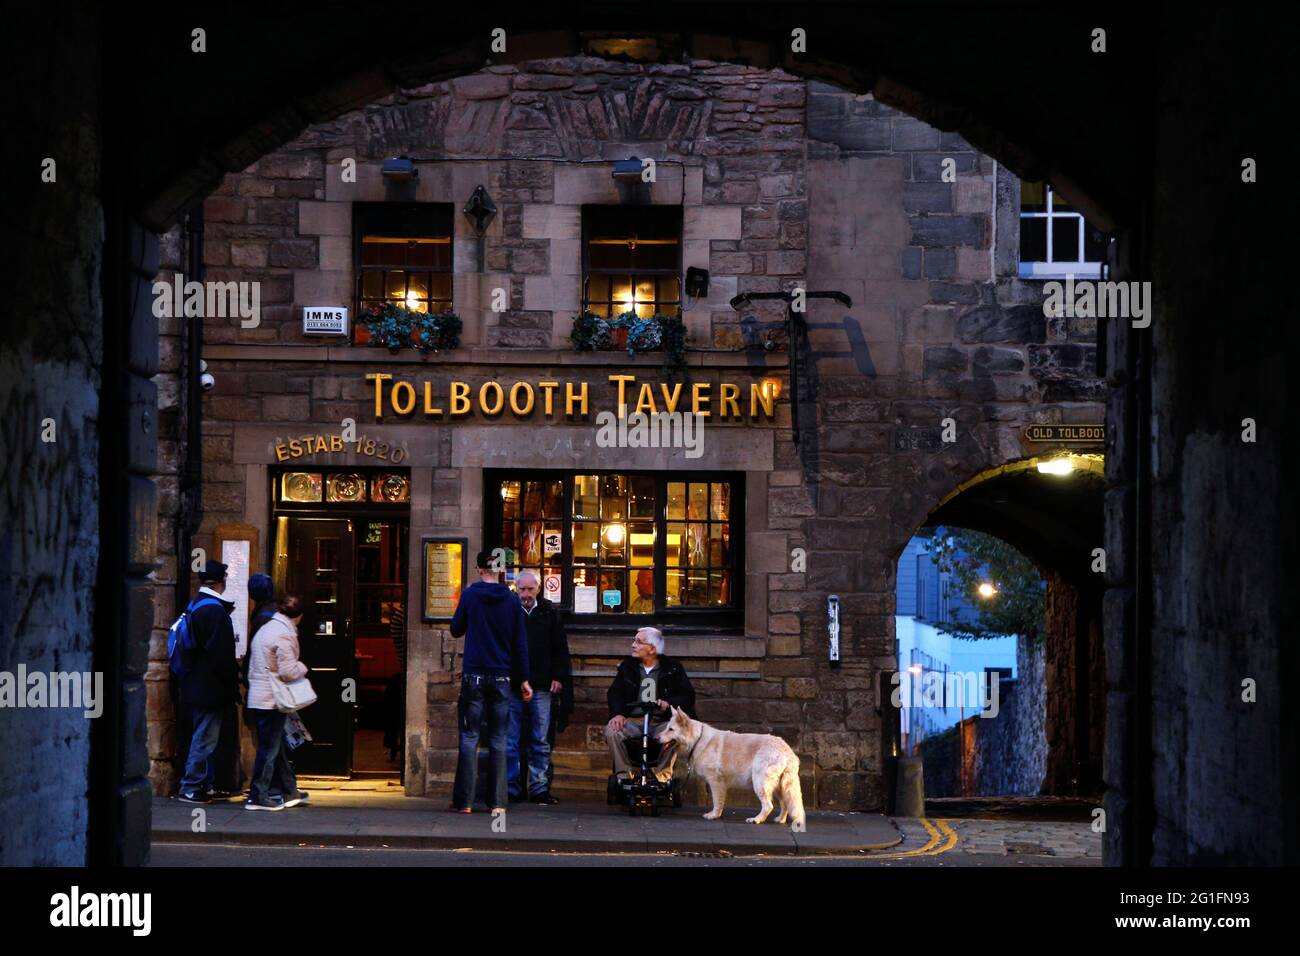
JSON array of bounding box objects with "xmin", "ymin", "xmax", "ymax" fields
[
  {"xmin": 605, "ymin": 627, "xmax": 695, "ymax": 782},
  {"xmin": 177, "ymin": 560, "xmax": 241, "ymax": 803},
  {"xmin": 506, "ymin": 570, "xmax": 571, "ymax": 804},
  {"xmin": 448, "ymin": 551, "xmax": 532, "ymax": 814}
]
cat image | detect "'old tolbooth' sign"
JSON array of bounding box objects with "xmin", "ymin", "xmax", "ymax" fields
[{"xmin": 1022, "ymin": 424, "xmax": 1105, "ymax": 443}]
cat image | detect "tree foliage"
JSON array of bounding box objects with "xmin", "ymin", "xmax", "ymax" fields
[{"xmin": 928, "ymin": 527, "xmax": 1045, "ymax": 643}]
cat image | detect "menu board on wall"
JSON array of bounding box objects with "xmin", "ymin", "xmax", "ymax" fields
[
  {"xmin": 222, "ymin": 539, "xmax": 251, "ymax": 658},
  {"xmin": 423, "ymin": 539, "xmax": 466, "ymax": 621}
]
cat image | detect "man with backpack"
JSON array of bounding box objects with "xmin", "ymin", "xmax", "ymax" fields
[{"xmin": 174, "ymin": 560, "xmax": 241, "ymax": 804}]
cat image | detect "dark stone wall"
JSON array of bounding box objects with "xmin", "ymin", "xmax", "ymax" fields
[{"xmin": 0, "ymin": 3, "xmax": 105, "ymax": 866}]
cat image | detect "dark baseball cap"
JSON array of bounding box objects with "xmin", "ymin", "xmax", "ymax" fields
[{"xmin": 198, "ymin": 559, "xmax": 229, "ymax": 583}]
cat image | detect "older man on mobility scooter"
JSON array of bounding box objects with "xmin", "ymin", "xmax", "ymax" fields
[{"xmin": 604, "ymin": 627, "xmax": 696, "ymax": 815}]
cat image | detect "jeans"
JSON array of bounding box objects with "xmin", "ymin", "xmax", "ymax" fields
[
  {"xmin": 506, "ymin": 689, "xmax": 552, "ymax": 798},
  {"xmin": 247, "ymin": 708, "xmax": 298, "ymax": 804},
  {"xmin": 450, "ymin": 673, "xmax": 511, "ymax": 810},
  {"xmin": 179, "ymin": 706, "xmax": 223, "ymax": 795}
]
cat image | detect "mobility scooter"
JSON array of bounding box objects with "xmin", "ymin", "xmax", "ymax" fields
[{"xmin": 606, "ymin": 704, "xmax": 685, "ymax": 816}]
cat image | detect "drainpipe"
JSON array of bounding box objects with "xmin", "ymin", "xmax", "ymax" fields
[{"xmin": 176, "ymin": 206, "xmax": 204, "ymax": 609}]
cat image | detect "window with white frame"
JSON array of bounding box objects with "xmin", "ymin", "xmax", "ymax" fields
[{"xmin": 1018, "ymin": 182, "xmax": 1108, "ymax": 279}]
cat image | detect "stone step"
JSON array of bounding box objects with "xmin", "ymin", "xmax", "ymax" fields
[{"xmin": 552, "ymin": 750, "xmax": 613, "ymax": 772}]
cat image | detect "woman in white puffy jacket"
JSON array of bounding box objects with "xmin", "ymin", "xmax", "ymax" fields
[{"xmin": 244, "ymin": 595, "xmax": 311, "ymax": 811}]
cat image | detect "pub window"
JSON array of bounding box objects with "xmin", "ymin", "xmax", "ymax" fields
[
  {"xmin": 486, "ymin": 470, "xmax": 742, "ymax": 626},
  {"xmin": 582, "ymin": 205, "xmax": 682, "ymax": 319},
  {"xmin": 353, "ymin": 202, "xmax": 453, "ymax": 344},
  {"xmin": 1018, "ymin": 182, "xmax": 1108, "ymax": 279}
]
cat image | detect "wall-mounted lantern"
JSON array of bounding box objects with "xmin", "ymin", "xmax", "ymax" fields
[{"xmin": 463, "ymin": 184, "xmax": 497, "ymax": 235}]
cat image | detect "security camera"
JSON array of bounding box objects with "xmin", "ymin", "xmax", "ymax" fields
[
  {"xmin": 198, "ymin": 359, "xmax": 208, "ymax": 373},
  {"xmin": 200, "ymin": 372, "xmax": 216, "ymax": 391}
]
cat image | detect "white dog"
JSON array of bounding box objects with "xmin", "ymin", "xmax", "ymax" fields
[{"xmin": 656, "ymin": 706, "xmax": 806, "ymax": 830}]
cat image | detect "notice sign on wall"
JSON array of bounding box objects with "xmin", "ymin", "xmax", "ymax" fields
[
  {"xmin": 303, "ymin": 306, "xmax": 349, "ymax": 335},
  {"xmin": 574, "ymin": 585, "xmax": 598, "ymax": 614},
  {"xmin": 222, "ymin": 540, "xmax": 251, "ymax": 658},
  {"xmin": 423, "ymin": 539, "xmax": 466, "ymax": 621}
]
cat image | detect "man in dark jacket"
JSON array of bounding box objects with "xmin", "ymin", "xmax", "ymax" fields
[
  {"xmin": 448, "ymin": 551, "xmax": 532, "ymax": 813},
  {"xmin": 605, "ymin": 627, "xmax": 695, "ymax": 782},
  {"xmin": 177, "ymin": 560, "xmax": 241, "ymax": 803},
  {"xmin": 507, "ymin": 570, "xmax": 571, "ymax": 804}
]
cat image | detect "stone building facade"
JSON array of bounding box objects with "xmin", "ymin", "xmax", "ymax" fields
[{"xmin": 146, "ymin": 55, "xmax": 1104, "ymax": 807}]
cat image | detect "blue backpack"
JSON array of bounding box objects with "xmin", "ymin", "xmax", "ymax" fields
[{"xmin": 168, "ymin": 596, "xmax": 223, "ymax": 676}]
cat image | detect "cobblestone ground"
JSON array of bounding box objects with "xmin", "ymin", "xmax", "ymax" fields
[{"xmin": 891, "ymin": 816, "xmax": 1103, "ymax": 862}]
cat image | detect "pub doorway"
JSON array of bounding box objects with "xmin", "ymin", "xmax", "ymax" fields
[{"xmin": 269, "ymin": 467, "xmax": 411, "ymax": 780}]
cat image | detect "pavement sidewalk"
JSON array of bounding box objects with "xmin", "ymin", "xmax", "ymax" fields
[{"xmin": 152, "ymin": 793, "xmax": 902, "ymax": 856}]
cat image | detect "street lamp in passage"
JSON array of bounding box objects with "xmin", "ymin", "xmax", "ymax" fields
[
  {"xmin": 977, "ymin": 582, "xmax": 998, "ymax": 599},
  {"xmin": 1036, "ymin": 456, "xmax": 1076, "ymax": 476}
]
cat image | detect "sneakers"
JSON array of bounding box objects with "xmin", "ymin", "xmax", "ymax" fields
[
  {"xmin": 178, "ymin": 791, "xmax": 211, "ymax": 805},
  {"xmin": 243, "ymin": 798, "xmax": 284, "ymax": 812},
  {"xmin": 205, "ymin": 788, "xmax": 235, "ymax": 800},
  {"xmin": 280, "ymin": 790, "xmax": 310, "ymax": 809},
  {"xmin": 448, "ymin": 805, "xmax": 472, "ymax": 814},
  {"xmin": 529, "ymin": 793, "xmax": 560, "ymax": 805}
]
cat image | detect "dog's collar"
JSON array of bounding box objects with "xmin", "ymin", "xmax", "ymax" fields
[{"xmin": 682, "ymin": 721, "xmax": 706, "ymax": 763}]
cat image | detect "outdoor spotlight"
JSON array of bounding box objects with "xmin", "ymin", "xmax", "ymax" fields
[
  {"xmin": 381, "ymin": 157, "xmax": 418, "ymax": 180},
  {"xmin": 463, "ymin": 184, "xmax": 497, "ymax": 234},
  {"xmin": 977, "ymin": 582, "xmax": 998, "ymax": 599},
  {"xmin": 200, "ymin": 371, "xmax": 216, "ymax": 391},
  {"xmin": 1036, "ymin": 456, "xmax": 1075, "ymax": 476},
  {"xmin": 760, "ymin": 377, "xmax": 782, "ymax": 402},
  {"xmin": 612, "ymin": 156, "xmax": 644, "ymax": 182}
]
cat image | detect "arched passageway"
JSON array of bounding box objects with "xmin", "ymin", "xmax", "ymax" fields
[{"xmin": 898, "ymin": 456, "xmax": 1105, "ymax": 802}]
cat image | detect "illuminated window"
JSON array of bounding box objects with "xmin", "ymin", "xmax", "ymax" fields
[
  {"xmin": 353, "ymin": 203, "xmax": 453, "ymax": 343},
  {"xmin": 486, "ymin": 470, "xmax": 741, "ymax": 624},
  {"xmin": 582, "ymin": 206, "xmax": 682, "ymax": 320}
]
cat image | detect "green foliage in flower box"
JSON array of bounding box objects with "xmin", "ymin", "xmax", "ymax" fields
[
  {"xmin": 362, "ymin": 303, "xmax": 462, "ymax": 354},
  {"xmin": 569, "ymin": 309, "xmax": 687, "ymax": 374}
]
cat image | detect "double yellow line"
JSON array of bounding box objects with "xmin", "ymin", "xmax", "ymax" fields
[{"xmin": 865, "ymin": 818, "xmax": 959, "ymax": 860}]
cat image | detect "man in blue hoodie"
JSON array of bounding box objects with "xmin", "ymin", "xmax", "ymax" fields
[{"xmin": 449, "ymin": 551, "xmax": 532, "ymax": 813}]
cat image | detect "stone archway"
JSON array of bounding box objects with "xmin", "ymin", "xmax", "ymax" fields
[
  {"xmin": 6, "ymin": 4, "xmax": 1286, "ymax": 868},
  {"xmin": 907, "ymin": 455, "xmax": 1107, "ymax": 799}
]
